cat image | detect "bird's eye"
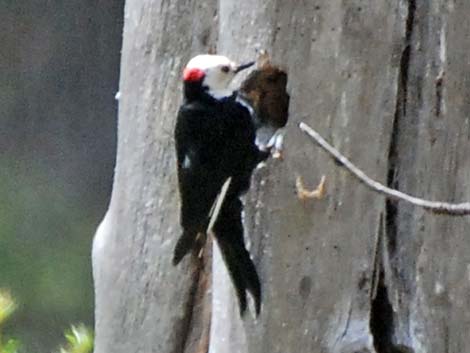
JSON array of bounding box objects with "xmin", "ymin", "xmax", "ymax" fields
[{"xmin": 221, "ymin": 65, "xmax": 230, "ymax": 73}]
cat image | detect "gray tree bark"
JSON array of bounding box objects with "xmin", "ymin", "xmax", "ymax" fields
[{"xmin": 93, "ymin": 1, "xmax": 470, "ymax": 353}]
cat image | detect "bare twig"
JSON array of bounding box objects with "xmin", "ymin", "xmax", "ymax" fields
[{"xmin": 299, "ymin": 122, "xmax": 470, "ymax": 216}]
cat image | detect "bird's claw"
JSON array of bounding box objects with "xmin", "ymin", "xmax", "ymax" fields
[{"xmin": 266, "ymin": 130, "xmax": 284, "ymax": 160}]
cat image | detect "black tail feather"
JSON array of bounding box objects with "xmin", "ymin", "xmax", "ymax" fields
[
  {"xmin": 237, "ymin": 246, "xmax": 261, "ymax": 315},
  {"xmin": 214, "ymin": 197, "xmax": 262, "ymax": 316},
  {"xmin": 217, "ymin": 238, "xmax": 261, "ymax": 315},
  {"xmin": 173, "ymin": 230, "xmax": 197, "ymax": 265},
  {"xmin": 218, "ymin": 241, "xmax": 247, "ymax": 316},
  {"xmin": 216, "ymin": 236, "xmax": 248, "ymax": 315}
]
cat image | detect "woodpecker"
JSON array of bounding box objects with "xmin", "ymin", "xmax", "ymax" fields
[{"xmin": 173, "ymin": 54, "xmax": 268, "ymax": 315}]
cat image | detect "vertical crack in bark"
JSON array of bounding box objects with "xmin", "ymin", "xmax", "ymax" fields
[
  {"xmin": 370, "ymin": 267, "xmax": 395, "ymax": 353},
  {"xmin": 173, "ymin": 242, "xmax": 212, "ymax": 353},
  {"xmin": 434, "ymin": 73, "xmax": 444, "ymax": 118},
  {"xmin": 172, "ymin": 260, "xmax": 202, "ymax": 353},
  {"xmin": 435, "ymin": 22, "xmax": 446, "ymax": 119},
  {"xmin": 386, "ymin": 0, "xmax": 416, "ymax": 254},
  {"xmin": 370, "ymin": 271, "xmax": 415, "ymax": 353},
  {"xmin": 369, "ymin": 221, "xmax": 413, "ymax": 353},
  {"xmin": 388, "ymin": 0, "xmax": 416, "ymax": 182},
  {"xmin": 370, "ymin": 1, "xmax": 417, "ymax": 353},
  {"xmin": 369, "ymin": 216, "xmax": 396, "ymax": 353},
  {"xmin": 386, "ymin": 0, "xmax": 416, "ymax": 285}
]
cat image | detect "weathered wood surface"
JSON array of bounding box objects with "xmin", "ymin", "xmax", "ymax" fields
[
  {"xmin": 93, "ymin": 1, "xmax": 470, "ymax": 352},
  {"xmin": 215, "ymin": 1, "xmax": 403, "ymax": 352},
  {"xmin": 386, "ymin": 2, "xmax": 470, "ymax": 353}
]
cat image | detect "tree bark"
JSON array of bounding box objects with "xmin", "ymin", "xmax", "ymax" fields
[{"xmin": 93, "ymin": 1, "xmax": 470, "ymax": 352}]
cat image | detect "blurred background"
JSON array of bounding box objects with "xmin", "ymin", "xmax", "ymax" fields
[{"xmin": 1, "ymin": 1, "xmax": 125, "ymax": 351}]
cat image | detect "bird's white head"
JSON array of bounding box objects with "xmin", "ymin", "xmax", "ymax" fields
[{"xmin": 183, "ymin": 54, "xmax": 254, "ymax": 99}]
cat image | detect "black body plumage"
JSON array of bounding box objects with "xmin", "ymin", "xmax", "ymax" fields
[{"xmin": 173, "ymin": 77, "xmax": 267, "ymax": 315}]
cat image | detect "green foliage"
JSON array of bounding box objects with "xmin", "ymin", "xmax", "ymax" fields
[
  {"xmin": 0, "ymin": 160, "xmax": 95, "ymax": 351},
  {"xmin": 1, "ymin": 340, "xmax": 20, "ymax": 353},
  {"xmin": 0, "ymin": 291, "xmax": 93, "ymax": 353},
  {"xmin": 0, "ymin": 291, "xmax": 20, "ymax": 353},
  {"xmin": 58, "ymin": 325, "xmax": 93, "ymax": 353},
  {"xmin": 0, "ymin": 291, "xmax": 17, "ymax": 325}
]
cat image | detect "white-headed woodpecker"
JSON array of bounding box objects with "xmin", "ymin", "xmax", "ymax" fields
[{"xmin": 173, "ymin": 54, "xmax": 269, "ymax": 315}]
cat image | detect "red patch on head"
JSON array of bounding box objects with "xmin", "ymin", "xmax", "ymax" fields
[{"xmin": 183, "ymin": 68, "xmax": 205, "ymax": 82}]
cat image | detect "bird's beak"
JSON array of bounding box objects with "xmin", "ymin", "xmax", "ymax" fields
[{"xmin": 234, "ymin": 61, "xmax": 255, "ymax": 73}]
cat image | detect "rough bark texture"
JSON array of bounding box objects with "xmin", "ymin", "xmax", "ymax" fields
[
  {"xmin": 385, "ymin": 2, "xmax": 470, "ymax": 353},
  {"xmin": 214, "ymin": 1, "xmax": 402, "ymax": 352},
  {"xmin": 93, "ymin": 1, "xmax": 470, "ymax": 353}
]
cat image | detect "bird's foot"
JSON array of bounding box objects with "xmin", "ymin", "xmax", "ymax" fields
[
  {"xmin": 296, "ymin": 175, "xmax": 326, "ymax": 201},
  {"xmin": 268, "ymin": 130, "xmax": 284, "ymax": 160}
]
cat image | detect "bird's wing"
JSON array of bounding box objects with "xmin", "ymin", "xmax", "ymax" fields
[{"xmin": 173, "ymin": 105, "xmax": 225, "ymax": 264}]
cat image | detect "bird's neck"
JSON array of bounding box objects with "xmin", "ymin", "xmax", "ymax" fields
[{"xmin": 184, "ymin": 82, "xmax": 235, "ymax": 103}]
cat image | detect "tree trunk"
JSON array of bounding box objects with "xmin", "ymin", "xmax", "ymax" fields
[{"xmin": 93, "ymin": 1, "xmax": 470, "ymax": 353}]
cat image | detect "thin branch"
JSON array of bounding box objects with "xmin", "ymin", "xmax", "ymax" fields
[{"xmin": 299, "ymin": 122, "xmax": 470, "ymax": 216}]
